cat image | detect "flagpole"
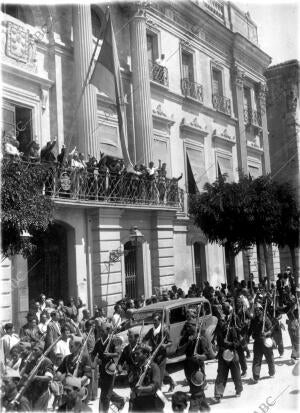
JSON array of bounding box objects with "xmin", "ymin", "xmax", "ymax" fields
[{"xmin": 66, "ymin": 7, "xmax": 110, "ymax": 154}]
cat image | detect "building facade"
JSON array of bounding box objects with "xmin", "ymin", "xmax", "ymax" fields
[
  {"xmin": 1, "ymin": 1, "xmax": 274, "ymax": 328},
  {"xmin": 265, "ymin": 60, "xmax": 300, "ymax": 280}
]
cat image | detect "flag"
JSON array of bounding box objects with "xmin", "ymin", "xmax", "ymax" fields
[{"xmin": 90, "ymin": 14, "xmax": 133, "ymax": 168}]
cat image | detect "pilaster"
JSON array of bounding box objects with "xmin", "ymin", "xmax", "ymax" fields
[
  {"xmin": 258, "ymin": 81, "xmax": 270, "ymax": 173},
  {"xmin": 72, "ymin": 4, "xmax": 98, "ymax": 157},
  {"xmin": 90, "ymin": 208, "xmax": 124, "ymax": 315},
  {"xmin": 231, "ymin": 64, "xmax": 248, "ymax": 175},
  {"xmin": 151, "ymin": 211, "xmax": 176, "ymax": 292}
]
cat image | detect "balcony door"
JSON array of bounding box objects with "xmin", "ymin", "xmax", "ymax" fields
[{"xmin": 193, "ymin": 242, "xmax": 207, "ymax": 288}]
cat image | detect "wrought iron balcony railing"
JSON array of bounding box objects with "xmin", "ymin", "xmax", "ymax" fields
[
  {"xmin": 203, "ymin": 0, "xmax": 225, "ymax": 21},
  {"xmin": 243, "ymin": 107, "xmax": 262, "ymax": 127},
  {"xmin": 16, "ymin": 162, "xmax": 183, "ymax": 209},
  {"xmin": 212, "ymin": 93, "xmax": 231, "ymax": 116},
  {"xmin": 181, "ymin": 78, "xmax": 204, "ymax": 103},
  {"xmin": 149, "ymin": 61, "xmax": 169, "ymax": 87}
]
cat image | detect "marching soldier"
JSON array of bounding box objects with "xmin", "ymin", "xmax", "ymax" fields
[
  {"xmin": 213, "ymin": 302, "xmax": 243, "ymax": 403},
  {"xmin": 119, "ymin": 329, "xmax": 139, "ymax": 374},
  {"xmin": 129, "ymin": 345, "xmax": 164, "ymax": 412},
  {"xmin": 179, "ymin": 320, "xmax": 210, "ymax": 411},
  {"xmin": 22, "ymin": 342, "xmax": 54, "ymax": 411},
  {"xmin": 143, "ymin": 312, "xmax": 176, "ymax": 391},
  {"xmin": 91, "ymin": 322, "xmax": 124, "ymax": 413},
  {"xmin": 234, "ymin": 297, "xmax": 251, "ymax": 376},
  {"xmin": 249, "ymin": 302, "xmax": 275, "ymax": 383}
]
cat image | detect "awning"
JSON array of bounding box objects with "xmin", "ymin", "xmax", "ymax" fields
[{"xmin": 186, "ymin": 147, "xmax": 208, "ymax": 192}]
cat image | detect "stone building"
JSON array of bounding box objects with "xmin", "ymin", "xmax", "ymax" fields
[
  {"xmin": 265, "ymin": 60, "xmax": 300, "ymax": 280},
  {"xmin": 1, "ymin": 1, "xmax": 273, "ymax": 327}
]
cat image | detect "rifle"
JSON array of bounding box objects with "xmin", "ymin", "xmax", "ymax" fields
[
  {"xmin": 11, "ymin": 334, "xmax": 62, "ymax": 407},
  {"xmin": 73, "ymin": 326, "xmax": 94, "ymax": 377},
  {"xmin": 193, "ymin": 303, "xmax": 204, "ymax": 356},
  {"xmin": 136, "ymin": 310, "xmax": 166, "ymax": 388}
]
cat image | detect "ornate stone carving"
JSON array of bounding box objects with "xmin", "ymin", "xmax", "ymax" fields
[
  {"xmin": 153, "ymin": 104, "xmax": 167, "ymax": 117},
  {"xmin": 257, "ymin": 82, "xmax": 268, "ymax": 108},
  {"xmin": 3, "ymin": 21, "xmax": 37, "ymax": 71},
  {"xmin": 6, "ymin": 21, "xmax": 30, "ymax": 63},
  {"xmin": 232, "ymin": 64, "xmax": 245, "ymax": 88}
]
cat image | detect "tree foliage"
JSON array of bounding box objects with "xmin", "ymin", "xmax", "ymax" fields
[
  {"xmin": 189, "ymin": 173, "xmax": 299, "ymax": 255},
  {"xmin": 1, "ymin": 158, "xmax": 54, "ymax": 257}
]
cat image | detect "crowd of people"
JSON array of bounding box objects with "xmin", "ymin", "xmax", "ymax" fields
[
  {"xmin": 2, "ymin": 134, "xmax": 183, "ymax": 204},
  {"xmin": 1, "ymin": 266, "xmax": 299, "ymax": 412}
]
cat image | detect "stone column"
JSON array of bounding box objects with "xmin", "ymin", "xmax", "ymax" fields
[
  {"xmin": 129, "ymin": 5, "xmax": 153, "ymax": 165},
  {"xmin": 231, "ymin": 64, "xmax": 248, "ymax": 175},
  {"xmin": 257, "ymin": 81, "xmax": 271, "ymax": 173},
  {"xmin": 72, "ymin": 5, "xmax": 97, "ymax": 157}
]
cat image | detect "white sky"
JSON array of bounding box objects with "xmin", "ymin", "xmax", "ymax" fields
[{"xmin": 235, "ymin": 0, "xmax": 299, "ymax": 65}]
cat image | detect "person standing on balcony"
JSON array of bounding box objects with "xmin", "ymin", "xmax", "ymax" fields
[{"xmin": 146, "ymin": 161, "xmax": 158, "ymax": 202}]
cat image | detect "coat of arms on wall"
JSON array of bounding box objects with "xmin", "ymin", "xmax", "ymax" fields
[{"xmin": 6, "ymin": 21, "xmax": 30, "ymax": 63}]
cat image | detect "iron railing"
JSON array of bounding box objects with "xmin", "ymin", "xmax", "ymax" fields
[
  {"xmin": 212, "ymin": 93, "xmax": 231, "ymax": 116},
  {"xmin": 36, "ymin": 164, "xmax": 183, "ymax": 209},
  {"xmin": 203, "ymin": 0, "xmax": 225, "ymax": 21},
  {"xmin": 148, "ymin": 61, "xmax": 169, "ymax": 87},
  {"xmin": 181, "ymin": 78, "xmax": 204, "ymax": 103},
  {"xmin": 243, "ymin": 107, "xmax": 262, "ymax": 127}
]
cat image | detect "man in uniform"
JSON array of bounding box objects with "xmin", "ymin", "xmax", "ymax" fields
[
  {"xmin": 129, "ymin": 345, "xmax": 164, "ymax": 412},
  {"xmin": 91, "ymin": 322, "xmax": 124, "ymax": 413},
  {"xmin": 179, "ymin": 317, "xmax": 210, "ymax": 411},
  {"xmin": 143, "ymin": 312, "xmax": 175, "ymax": 392},
  {"xmin": 22, "ymin": 342, "xmax": 54, "ymax": 411},
  {"xmin": 213, "ymin": 302, "xmax": 243, "ymax": 403},
  {"xmin": 249, "ymin": 302, "xmax": 275, "ymax": 383}
]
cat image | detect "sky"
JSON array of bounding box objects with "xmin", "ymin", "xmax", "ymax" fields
[{"xmin": 235, "ymin": 0, "xmax": 299, "ymax": 65}]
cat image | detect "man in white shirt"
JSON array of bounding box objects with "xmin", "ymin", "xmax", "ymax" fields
[
  {"xmin": 111, "ymin": 304, "xmax": 123, "ymax": 330},
  {"xmin": 54, "ymin": 325, "xmax": 71, "ymax": 359},
  {"xmin": 0, "ymin": 323, "xmax": 20, "ymax": 361}
]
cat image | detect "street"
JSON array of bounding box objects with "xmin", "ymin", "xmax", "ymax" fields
[{"xmin": 90, "ymin": 314, "xmax": 299, "ymax": 413}]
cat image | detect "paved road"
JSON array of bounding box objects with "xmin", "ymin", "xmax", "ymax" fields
[{"xmin": 90, "ymin": 314, "xmax": 299, "ymax": 412}]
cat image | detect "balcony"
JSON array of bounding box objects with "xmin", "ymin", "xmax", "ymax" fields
[
  {"xmin": 203, "ymin": 0, "xmax": 225, "ymax": 21},
  {"xmin": 149, "ymin": 61, "xmax": 169, "ymax": 87},
  {"xmin": 3, "ymin": 159, "xmax": 183, "ymax": 210},
  {"xmin": 181, "ymin": 78, "xmax": 204, "ymax": 103},
  {"xmin": 243, "ymin": 107, "xmax": 262, "ymax": 127},
  {"xmin": 212, "ymin": 94, "xmax": 231, "ymax": 116}
]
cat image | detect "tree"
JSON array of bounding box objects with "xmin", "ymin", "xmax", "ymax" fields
[
  {"xmin": 1, "ymin": 158, "xmax": 54, "ymax": 258},
  {"xmin": 189, "ymin": 173, "xmax": 299, "ymax": 286}
]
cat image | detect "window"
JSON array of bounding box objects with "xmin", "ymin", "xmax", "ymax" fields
[
  {"xmin": 181, "ymin": 51, "xmax": 194, "ymax": 82},
  {"xmin": 169, "ymin": 306, "xmax": 186, "ymax": 324},
  {"xmin": 186, "ymin": 147, "xmax": 207, "ymax": 194},
  {"xmin": 225, "ymin": 244, "xmax": 236, "ymax": 286},
  {"xmin": 216, "ymin": 154, "xmax": 233, "ymax": 182},
  {"xmin": 212, "ymin": 68, "xmax": 223, "ymax": 96},
  {"xmin": 187, "ymin": 302, "xmax": 211, "ymax": 316},
  {"xmin": 147, "ymin": 33, "xmax": 158, "ymax": 64},
  {"xmin": 1, "ymin": 101, "xmax": 33, "ymax": 154},
  {"xmin": 248, "ymin": 162, "xmax": 262, "ymax": 179},
  {"xmin": 153, "ymin": 137, "xmax": 171, "ymax": 171},
  {"xmin": 1, "ymin": 4, "xmax": 33, "ymax": 25},
  {"xmin": 243, "ymin": 87, "xmax": 251, "ymax": 110},
  {"xmin": 194, "ymin": 242, "xmax": 207, "ymax": 287}
]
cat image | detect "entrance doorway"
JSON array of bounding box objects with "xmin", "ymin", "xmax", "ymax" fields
[
  {"xmin": 27, "ymin": 223, "xmax": 69, "ymax": 303},
  {"xmin": 225, "ymin": 244, "xmax": 236, "ymax": 286},
  {"xmin": 193, "ymin": 242, "xmax": 207, "ymax": 288}
]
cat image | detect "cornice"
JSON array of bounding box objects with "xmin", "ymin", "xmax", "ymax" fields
[
  {"xmin": 1, "ymin": 61, "xmax": 54, "ymax": 88},
  {"xmin": 233, "ymin": 33, "xmax": 272, "ymax": 72}
]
